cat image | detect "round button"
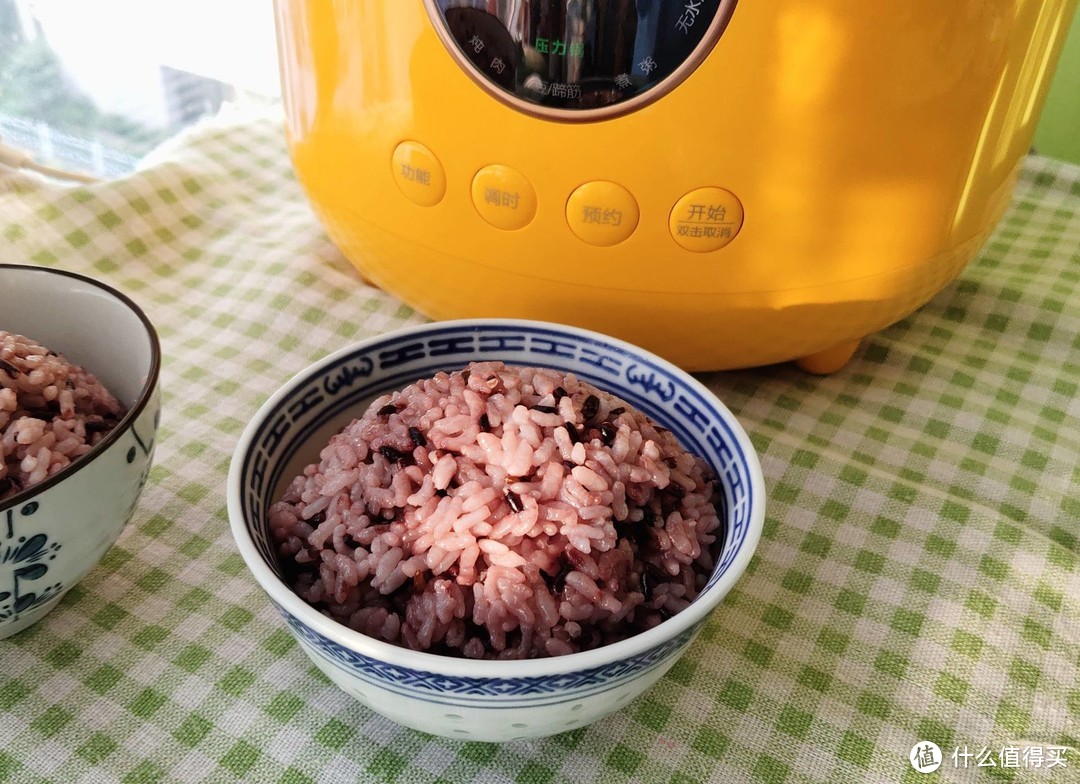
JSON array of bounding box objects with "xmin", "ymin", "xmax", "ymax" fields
[
  {"xmin": 565, "ymin": 181, "xmax": 640, "ymax": 247},
  {"xmin": 669, "ymin": 187, "xmax": 744, "ymax": 252},
  {"xmin": 471, "ymin": 165, "xmax": 537, "ymax": 230},
  {"xmin": 391, "ymin": 141, "xmax": 447, "ymax": 207}
]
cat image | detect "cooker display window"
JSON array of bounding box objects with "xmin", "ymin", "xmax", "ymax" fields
[{"xmin": 427, "ymin": 0, "xmax": 738, "ymax": 120}]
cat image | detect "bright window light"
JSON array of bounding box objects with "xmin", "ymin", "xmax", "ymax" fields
[{"xmin": 0, "ymin": 0, "xmax": 281, "ymax": 178}]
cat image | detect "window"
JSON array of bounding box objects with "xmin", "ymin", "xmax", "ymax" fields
[{"xmin": 0, "ymin": 0, "xmax": 280, "ymax": 179}]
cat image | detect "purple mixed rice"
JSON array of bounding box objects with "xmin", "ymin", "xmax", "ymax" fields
[
  {"xmin": 0, "ymin": 331, "xmax": 125, "ymax": 500},
  {"xmin": 270, "ymin": 361, "xmax": 722, "ymax": 659}
]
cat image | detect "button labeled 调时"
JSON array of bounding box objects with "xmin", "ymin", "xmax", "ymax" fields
[{"xmin": 471, "ymin": 165, "xmax": 537, "ymax": 230}]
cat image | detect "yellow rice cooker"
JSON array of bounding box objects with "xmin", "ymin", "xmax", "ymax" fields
[{"xmin": 274, "ymin": 0, "xmax": 1077, "ymax": 371}]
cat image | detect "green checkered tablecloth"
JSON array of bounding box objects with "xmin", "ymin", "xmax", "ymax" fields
[{"xmin": 1, "ymin": 109, "xmax": 1078, "ymax": 784}]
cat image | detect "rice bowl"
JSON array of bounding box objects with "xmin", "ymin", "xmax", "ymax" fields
[
  {"xmin": 229, "ymin": 319, "xmax": 764, "ymax": 741},
  {"xmin": 0, "ymin": 263, "xmax": 160, "ymax": 640}
]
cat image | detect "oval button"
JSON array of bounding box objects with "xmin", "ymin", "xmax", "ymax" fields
[
  {"xmin": 471, "ymin": 165, "xmax": 537, "ymax": 230},
  {"xmin": 565, "ymin": 181, "xmax": 639, "ymax": 246},
  {"xmin": 391, "ymin": 141, "xmax": 447, "ymax": 207},
  {"xmin": 669, "ymin": 187, "xmax": 744, "ymax": 252}
]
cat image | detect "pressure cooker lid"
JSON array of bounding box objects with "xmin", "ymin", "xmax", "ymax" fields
[{"xmin": 427, "ymin": 0, "xmax": 738, "ymax": 120}]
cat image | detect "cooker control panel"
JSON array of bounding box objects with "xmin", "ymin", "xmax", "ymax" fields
[
  {"xmin": 390, "ymin": 141, "xmax": 744, "ymax": 250},
  {"xmin": 427, "ymin": 0, "xmax": 738, "ymax": 119}
]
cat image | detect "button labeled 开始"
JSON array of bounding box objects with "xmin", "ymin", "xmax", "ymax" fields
[{"xmin": 669, "ymin": 187, "xmax": 744, "ymax": 252}]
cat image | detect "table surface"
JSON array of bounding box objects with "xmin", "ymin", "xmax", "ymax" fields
[{"xmin": 1, "ymin": 110, "xmax": 1078, "ymax": 784}]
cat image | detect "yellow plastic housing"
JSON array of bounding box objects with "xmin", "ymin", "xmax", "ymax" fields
[{"xmin": 274, "ymin": 0, "xmax": 1077, "ymax": 371}]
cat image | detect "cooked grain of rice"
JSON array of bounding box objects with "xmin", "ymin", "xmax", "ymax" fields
[
  {"xmin": 270, "ymin": 361, "xmax": 721, "ymax": 659},
  {"xmin": 1, "ymin": 330, "xmax": 125, "ymax": 500}
]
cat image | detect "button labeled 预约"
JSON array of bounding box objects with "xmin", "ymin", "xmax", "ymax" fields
[
  {"xmin": 391, "ymin": 141, "xmax": 447, "ymax": 207},
  {"xmin": 565, "ymin": 181, "xmax": 640, "ymax": 246}
]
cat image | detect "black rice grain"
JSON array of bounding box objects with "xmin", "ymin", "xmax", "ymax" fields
[
  {"xmin": 378, "ymin": 445, "xmax": 406, "ymax": 463},
  {"xmin": 581, "ymin": 394, "xmax": 600, "ymax": 422}
]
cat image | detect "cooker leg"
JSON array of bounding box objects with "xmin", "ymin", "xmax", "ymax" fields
[{"xmin": 795, "ymin": 339, "xmax": 861, "ymax": 375}]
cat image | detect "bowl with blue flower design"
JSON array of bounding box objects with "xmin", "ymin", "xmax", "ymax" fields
[
  {"xmin": 0, "ymin": 264, "xmax": 160, "ymax": 639},
  {"xmin": 228, "ymin": 319, "xmax": 763, "ymax": 741}
]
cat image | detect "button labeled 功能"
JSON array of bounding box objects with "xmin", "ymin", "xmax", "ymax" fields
[{"xmin": 392, "ymin": 141, "xmax": 447, "ymax": 207}]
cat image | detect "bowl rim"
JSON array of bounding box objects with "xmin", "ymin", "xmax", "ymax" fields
[
  {"xmin": 0, "ymin": 263, "xmax": 162, "ymax": 512},
  {"xmin": 227, "ymin": 317, "xmax": 765, "ymax": 678}
]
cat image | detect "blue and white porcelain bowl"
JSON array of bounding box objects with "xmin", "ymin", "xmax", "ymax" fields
[
  {"xmin": 228, "ymin": 319, "xmax": 764, "ymax": 741},
  {"xmin": 0, "ymin": 264, "xmax": 160, "ymax": 639}
]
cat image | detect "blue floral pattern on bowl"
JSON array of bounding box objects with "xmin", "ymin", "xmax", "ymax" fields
[
  {"xmin": 279, "ymin": 600, "xmax": 700, "ymax": 705},
  {"xmin": 0, "ymin": 502, "xmax": 62, "ymax": 621}
]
